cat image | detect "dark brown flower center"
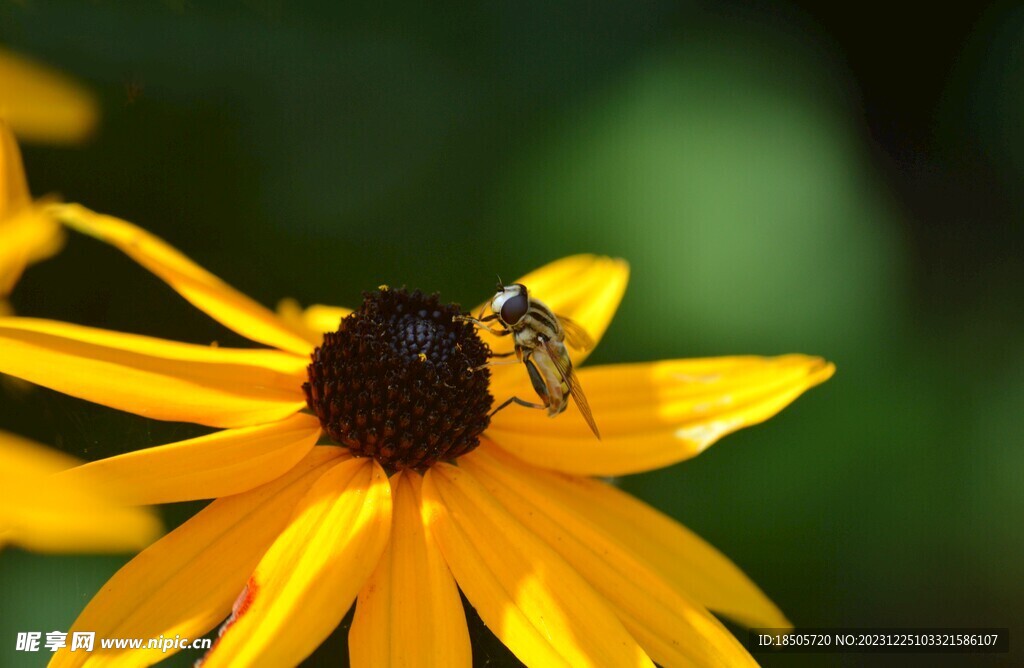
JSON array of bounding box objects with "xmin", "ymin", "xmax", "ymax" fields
[{"xmin": 304, "ymin": 288, "xmax": 493, "ymax": 471}]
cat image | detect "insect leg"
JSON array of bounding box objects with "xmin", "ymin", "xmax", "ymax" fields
[
  {"xmin": 470, "ymin": 360, "xmax": 520, "ymax": 372},
  {"xmin": 490, "ymin": 395, "xmax": 548, "ymax": 418},
  {"xmin": 453, "ymin": 315, "xmax": 510, "ymax": 336},
  {"xmin": 456, "ymin": 313, "xmax": 498, "ymax": 323}
]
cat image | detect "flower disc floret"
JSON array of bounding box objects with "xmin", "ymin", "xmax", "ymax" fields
[{"xmin": 304, "ymin": 288, "xmax": 493, "ymax": 470}]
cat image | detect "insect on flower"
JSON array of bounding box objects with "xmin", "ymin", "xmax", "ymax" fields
[
  {"xmin": 457, "ymin": 279, "xmax": 601, "ymax": 439},
  {"xmin": 1, "ymin": 203, "xmax": 834, "ymax": 667}
]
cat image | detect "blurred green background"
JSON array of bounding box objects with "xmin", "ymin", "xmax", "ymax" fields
[{"xmin": 2, "ymin": 1, "xmax": 1022, "ymax": 666}]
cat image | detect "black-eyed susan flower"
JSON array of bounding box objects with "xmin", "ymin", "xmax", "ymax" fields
[
  {"xmin": 0, "ymin": 430, "xmax": 161, "ymax": 553},
  {"xmin": 1, "ymin": 204, "xmax": 834, "ymax": 667}
]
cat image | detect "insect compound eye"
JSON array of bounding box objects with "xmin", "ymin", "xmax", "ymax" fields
[{"xmin": 500, "ymin": 293, "xmax": 529, "ymax": 325}]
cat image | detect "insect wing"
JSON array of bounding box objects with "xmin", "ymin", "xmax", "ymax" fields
[
  {"xmin": 542, "ymin": 339, "xmax": 600, "ymax": 439},
  {"xmin": 556, "ymin": 314, "xmax": 596, "ymax": 352}
]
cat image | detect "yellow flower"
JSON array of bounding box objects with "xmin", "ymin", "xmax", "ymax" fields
[
  {"xmin": 0, "ymin": 429, "xmax": 161, "ymax": 553},
  {"xmin": 1, "ymin": 44, "xmax": 102, "ymax": 290},
  {"xmin": 0, "ymin": 59, "xmax": 157, "ymax": 554},
  {"xmin": 1, "ymin": 45, "xmax": 101, "ymax": 303},
  {"xmin": 1, "ymin": 204, "xmax": 833, "ymax": 667},
  {"xmin": 0, "ymin": 46, "xmax": 98, "ymax": 145},
  {"xmin": 0, "ymin": 122, "xmax": 64, "ymax": 299}
]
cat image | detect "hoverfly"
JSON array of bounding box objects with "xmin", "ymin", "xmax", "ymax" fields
[{"xmin": 456, "ymin": 281, "xmax": 600, "ymax": 439}]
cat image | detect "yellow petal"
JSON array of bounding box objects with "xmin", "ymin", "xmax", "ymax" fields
[
  {"xmin": 422, "ymin": 463, "xmax": 654, "ymax": 668},
  {"xmin": 56, "ymin": 413, "xmax": 322, "ymax": 505},
  {"xmin": 53, "ymin": 204, "xmax": 315, "ymax": 356},
  {"xmin": 0, "ymin": 120, "xmax": 31, "ymax": 214},
  {"xmin": 276, "ymin": 298, "xmax": 351, "ymax": 346},
  {"xmin": 350, "ymin": 472, "xmax": 471, "ymax": 668},
  {"xmin": 0, "ymin": 317, "xmax": 307, "ymax": 428},
  {"xmin": 0, "ymin": 122, "xmax": 65, "ymax": 295},
  {"xmin": 464, "ymin": 448, "xmax": 762, "ymax": 666},
  {"xmin": 489, "ymin": 354, "xmax": 835, "ymax": 475},
  {"xmin": 474, "ymin": 254, "xmax": 629, "ymax": 369},
  {"xmin": 0, "ymin": 207, "xmax": 65, "ymax": 296},
  {"xmin": 0, "ymin": 47, "xmax": 98, "ymax": 144},
  {"xmin": 0, "ymin": 316, "xmax": 308, "ymax": 374},
  {"xmin": 203, "ymin": 458, "xmax": 392, "ymax": 668},
  {"xmin": 473, "ymin": 444, "xmax": 790, "ymax": 630},
  {"xmin": 49, "ymin": 447, "xmax": 347, "ymax": 668},
  {"xmin": 0, "ymin": 431, "xmax": 161, "ymax": 553}
]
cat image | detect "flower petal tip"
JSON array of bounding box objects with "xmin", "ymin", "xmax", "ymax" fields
[{"xmin": 0, "ymin": 47, "xmax": 99, "ymax": 144}]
